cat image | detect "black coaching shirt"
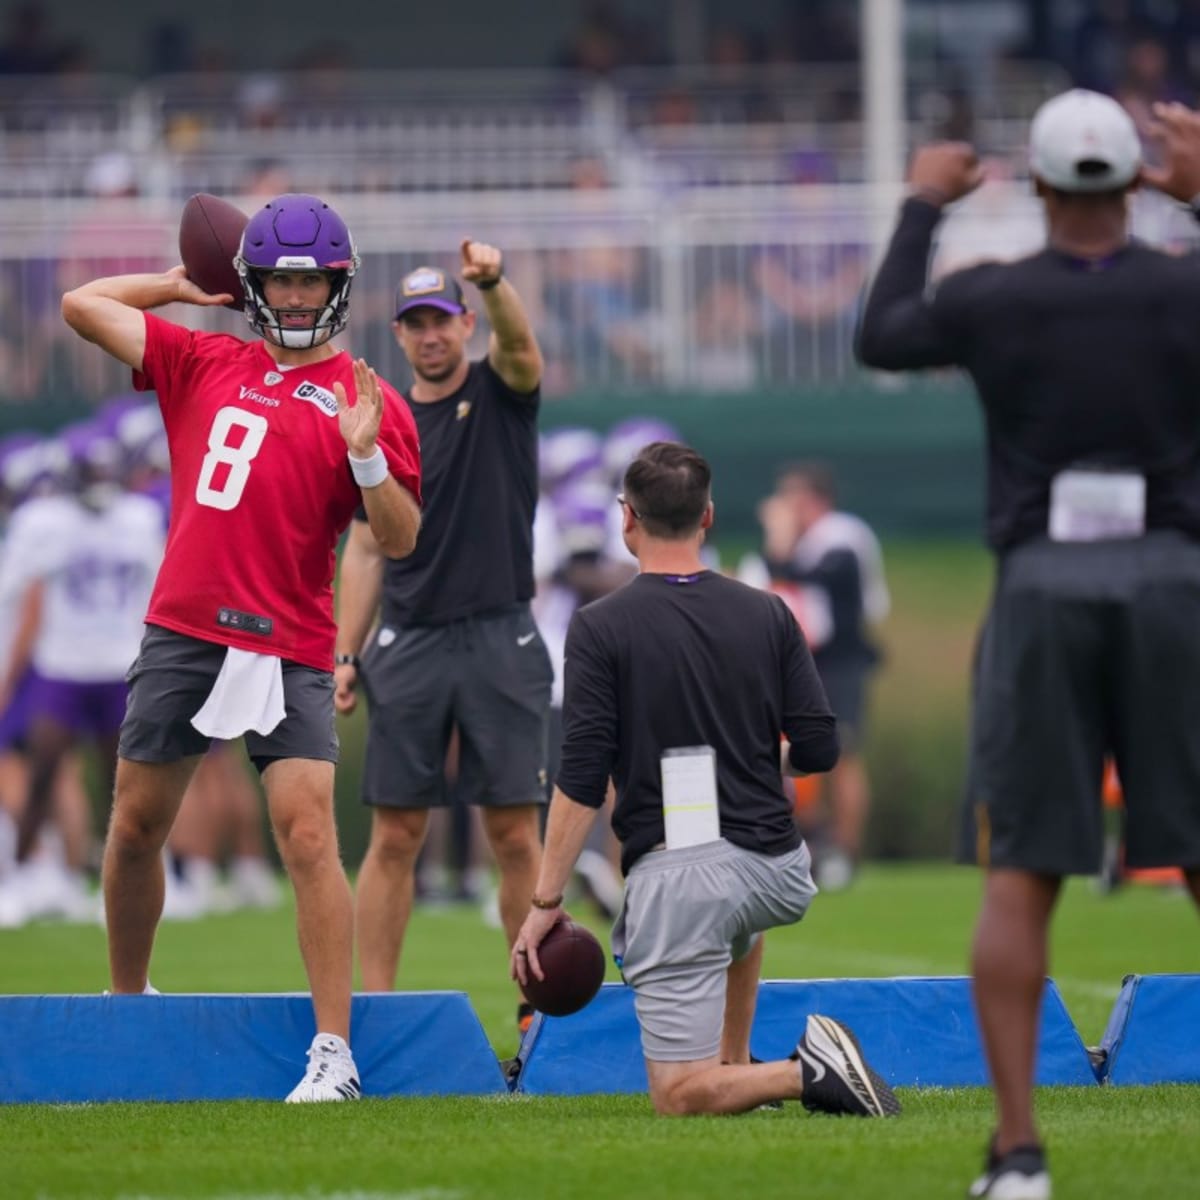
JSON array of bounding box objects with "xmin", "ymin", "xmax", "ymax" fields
[
  {"xmin": 366, "ymin": 358, "xmax": 539, "ymax": 626},
  {"xmin": 556, "ymin": 570, "xmax": 839, "ymax": 875},
  {"xmin": 857, "ymin": 198, "xmax": 1200, "ymax": 551}
]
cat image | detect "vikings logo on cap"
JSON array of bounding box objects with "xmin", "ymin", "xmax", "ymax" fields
[
  {"xmin": 394, "ymin": 266, "xmax": 467, "ymax": 318},
  {"xmin": 403, "ymin": 268, "xmax": 446, "ymax": 296}
]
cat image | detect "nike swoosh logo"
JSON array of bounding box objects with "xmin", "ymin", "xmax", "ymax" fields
[
  {"xmin": 799, "ymin": 1046, "xmax": 826, "ymax": 1084},
  {"xmin": 517, "ymin": 633, "xmax": 536, "ymax": 646}
]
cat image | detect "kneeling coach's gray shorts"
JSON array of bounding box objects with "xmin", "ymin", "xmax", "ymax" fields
[
  {"xmin": 612, "ymin": 838, "xmax": 817, "ymax": 1062},
  {"xmin": 119, "ymin": 624, "xmax": 338, "ymax": 771}
]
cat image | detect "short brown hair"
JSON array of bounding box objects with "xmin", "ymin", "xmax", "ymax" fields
[
  {"xmin": 622, "ymin": 441, "xmax": 711, "ymax": 539},
  {"xmin": 777, "ymin": 461, "xmax": 836, "ymax": 503}
]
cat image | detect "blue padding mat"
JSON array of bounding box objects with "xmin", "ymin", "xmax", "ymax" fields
[
  {"xmin": 1097, "ymin": 974, "xmax": 1200, "ymax": 1085},
  {"xmin": 0, "ymin": 992, "xmax": 507, "ymax": 1103},
  {"xmin": 516, "ymin": 977, "xmax": 1096, "ymax": 1094}
]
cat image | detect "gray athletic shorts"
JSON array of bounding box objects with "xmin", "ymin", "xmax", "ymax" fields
[
  {"xmin": 962, "ymin": 531, "xmax": 1200, "ymax": 874},
  {"xmin": 611, "ymin": 838, "xmax": 817, "ymax": 1062},
  {"xmin": 118, "ymin": 624, "xmax": 338, "ymax": 771},
  {"xmin": 360, "ymin": 604, "xmax": 552, "ymax": 809}
]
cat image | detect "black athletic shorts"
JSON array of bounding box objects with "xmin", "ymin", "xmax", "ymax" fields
[
  {"xmin": 960, "ymin": 531, "xmax": 1200, "ymax": 875},
  {"xmin": 359, "ymin": 604, "xmax": 553, "ymax": 809},
  {"xmin": 815, "ymin": 660, "xmax": 873, "ymax": 753},
  {"xmin": 118, "ymin": 624, "xmax": 339, "ymax": 771}
]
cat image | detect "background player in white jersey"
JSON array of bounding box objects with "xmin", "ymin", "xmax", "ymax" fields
[
  {"xmin": 61, "ymin": 193, "xmax": 422, "ymax": 1102},
  {"xmin": 0, "ymin": 423, "xmax": 163, "ymax": 926}
]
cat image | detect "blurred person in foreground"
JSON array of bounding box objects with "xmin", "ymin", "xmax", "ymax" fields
[
  {"xmin": 512, "ymin": 442, "xmax": 900, "ymax": 1119},
  {"xmin": 755, "ymin": 463, "xmax": 889, "ymax": 889},
  {"xmin": 857, "ymin": 90, "xmax": 1200, "ymax": 1198},
  {"xmin": 0, "ymin": 423, "xmax": 162, "ymax": 927},
  {"xmin": 335, "ymin": 244, "xmax": 552, "ymax": 1037},
  {"xmin": 61, "ymin": 193, "xmax": 422, "ymax": 1102}
]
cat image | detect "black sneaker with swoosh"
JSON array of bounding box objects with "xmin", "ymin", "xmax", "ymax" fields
[{"xmin": 791, "ymin": 1014, "xmax": 901, "ymax": 1117}]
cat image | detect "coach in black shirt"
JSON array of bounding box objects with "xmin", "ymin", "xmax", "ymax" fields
[
  {"xmin": 857, "ymin": 91, "xmax": 1200, "ymax": 1199},
  {"xmin": 336, "ymin": 242, "xmax": 552, "ymax": 1020},
  {"xmin": 512, "ymin": 442, "xmax": 900, "ymax": 1120}
]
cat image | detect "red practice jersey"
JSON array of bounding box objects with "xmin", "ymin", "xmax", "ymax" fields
[{"xmin": 135, "ymin": 313, "xmax": 421, "ymax": 670}]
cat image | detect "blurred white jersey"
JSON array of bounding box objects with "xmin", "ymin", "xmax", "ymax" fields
[{"xmin": 0, "ymin": 493, "xmax": 164, "ymax": 681}]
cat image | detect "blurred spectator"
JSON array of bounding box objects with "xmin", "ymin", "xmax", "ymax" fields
[
  {"xmin": 238, "ymin": 157, "xmax": 293, "ymax": 206},
  {"xmin": 688, "ymin": 278, "xmax": 760, "ymax": 389},
  {"xmin": 1173, "ymin": 0, "xmax": 1200, "ymax": 88},
  {"xmin": 1071, "ymin": 0, "xmax": 1142, "ymax": 94},
  {"xmin": 1115, "ymin": 33, "xmax": 1192, "ymax": 157},
  {"xmin": 57, "ymin": 152, "xmax": 168, "ymax": 398},
  {"xmin": 0, "ymin": 2, "xmax": 62, "ymax": 75},
  {"xmin": 145, "ymin": 20, "xmax": 195, "ymax": 75},
  {"xmin": 541, "ymin": 156, "xmax": 657, "ymax": 387},
  {"xmin": 751, "ymin": 235, "xmax": 869, "ymax": 383},
  {"xmin": 237, "ymin": 73, "xmax": 285, "ymax": 131},
  {"xmin": 556, "ymin": 2, "xmax": 627, "ymax": 75}
]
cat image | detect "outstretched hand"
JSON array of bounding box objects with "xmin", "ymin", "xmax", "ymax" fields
[
  {"xmin": 460, "ymin": 238, "xmax": 503, "ymax": 288},
  {"xmin": 167, "ymin": 265, "xmax": 235, "ymax": 307},
  {"xmin": 1141, "ymin": 101, "xmax": 1200, "ymax": 202},
  {"xmin": 335, "ymin": 357, "xmax": 385, "ymax": 458},
  {"xmin": 908, "ymin": 143, "xmax": 985, "ymax": 207}
]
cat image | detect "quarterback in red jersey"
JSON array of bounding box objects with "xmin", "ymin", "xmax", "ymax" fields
[{"xmin": 61, "ymin": 194, "xmax": 422, "ymax": 1102}]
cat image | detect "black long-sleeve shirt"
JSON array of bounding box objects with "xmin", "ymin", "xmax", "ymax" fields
[
  {"xmin": 857, "ymin": 198, "xmax": 1200, "ymax": 551},
  {"xmin": 556, "ymin": 570, "xmax": 838, "ymax": 874}
]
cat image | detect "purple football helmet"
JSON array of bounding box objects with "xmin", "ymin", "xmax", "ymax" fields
[
  {"xmin": 62, "ymin": 418, "xmax": 124, "ymax": 487},
  {"xmin": 235, "ymin": 193, "xmax": 360, "ymax": 348},
  {"xmin": 539, "ymin": 427, "xmax": 605, "ymax": 493},
  {"xmin": 603, "ymin": 416, "xmax": 683, "ymax": 483},
  {"xmin": 552, "ymin": 476, "xmax": 611, "ymax": 558},
  {"xmin": 0, "ymin": 435, "xmax": 69, "ymax": 507}
]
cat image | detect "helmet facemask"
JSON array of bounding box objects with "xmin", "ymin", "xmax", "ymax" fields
[{"xmin": 240, "ymin": 265, "xmax": 356, "ymax": 349}]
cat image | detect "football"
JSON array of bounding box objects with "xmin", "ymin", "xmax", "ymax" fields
[
  {"xmin": 523, "ymin": 919, "xmax": 607, "ymax": 1018},
  {"xmin": 179, "ymin": 193, "xmax": 248, "ymax": 309}
]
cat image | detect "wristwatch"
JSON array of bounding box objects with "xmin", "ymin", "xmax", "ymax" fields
[{"xmin": 334, "ymin": 653, "xmax": 360, "ymax": 669}]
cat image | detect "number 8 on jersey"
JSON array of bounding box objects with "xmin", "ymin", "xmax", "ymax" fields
[{"xmin": 195, "ymin": 406, "xmax": 268, "ymax": 511}]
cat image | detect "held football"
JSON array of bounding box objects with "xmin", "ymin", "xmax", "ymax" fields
[
  {"xmin": 179, "ymin": 193, "xmax": 248, "ymax": 310},
  {"xmin": 523, "ymin": 919, "xmax": 607, "ymax": 1018}
]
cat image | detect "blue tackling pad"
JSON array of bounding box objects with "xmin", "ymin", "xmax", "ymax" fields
[
  {"xmin": 515, "ymin": 977, "xmax": 1097, "ymax": 1094},
  {"xmin": 1095, "ymin": 974, "xmax": 1200, "ymax": 1085},
  {"xmin": 0, "ymin": 992, "xmax": 507, "ymax": 1103}
]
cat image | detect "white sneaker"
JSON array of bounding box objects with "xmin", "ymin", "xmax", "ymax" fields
[
  {"xmin": 103, "ymin": 981, "xmax": 160, "ymax": 996},
  {"xmin": 228, "ymin": 857, "xmax": 281, "ymax": 910},
  {"xmin": 0, "ymin": 809, "xmax": 16, "ymax": 881},
  {"xmin": 161, "ymin": 853, "xmax": 205, "ymax": 921},
  {"xmin": 285, "ymin": 1033, "xmax": 362, "ymax": 1103},
  {"xmin": 0, "ymin": 873, "xmax": 29, "ymax": 928}
]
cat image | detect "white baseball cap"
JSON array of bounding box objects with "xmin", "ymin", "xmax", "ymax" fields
[{"xmin": 1028, "ymin": 89, "xmax": 1142, "ymax": 193}]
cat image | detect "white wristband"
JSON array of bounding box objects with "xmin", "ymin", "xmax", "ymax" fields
[{"xmin": 348, "ymin": 446, "xmax": 388, "ymax": 489}]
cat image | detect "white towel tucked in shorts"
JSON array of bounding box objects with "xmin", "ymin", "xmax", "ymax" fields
[{"xmin": 191, "ymin": 647, "xmax": 286, "ymax": 739}]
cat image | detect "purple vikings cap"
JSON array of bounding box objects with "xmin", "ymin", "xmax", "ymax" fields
[{"xmin": 394, "ymin": 266, "xmax": 467, "ymax": 320}]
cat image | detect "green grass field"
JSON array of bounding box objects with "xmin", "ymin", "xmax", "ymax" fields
[{"xmin": 2, "ymin": 864, "xmax": 1197, "ymax": 1199}]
